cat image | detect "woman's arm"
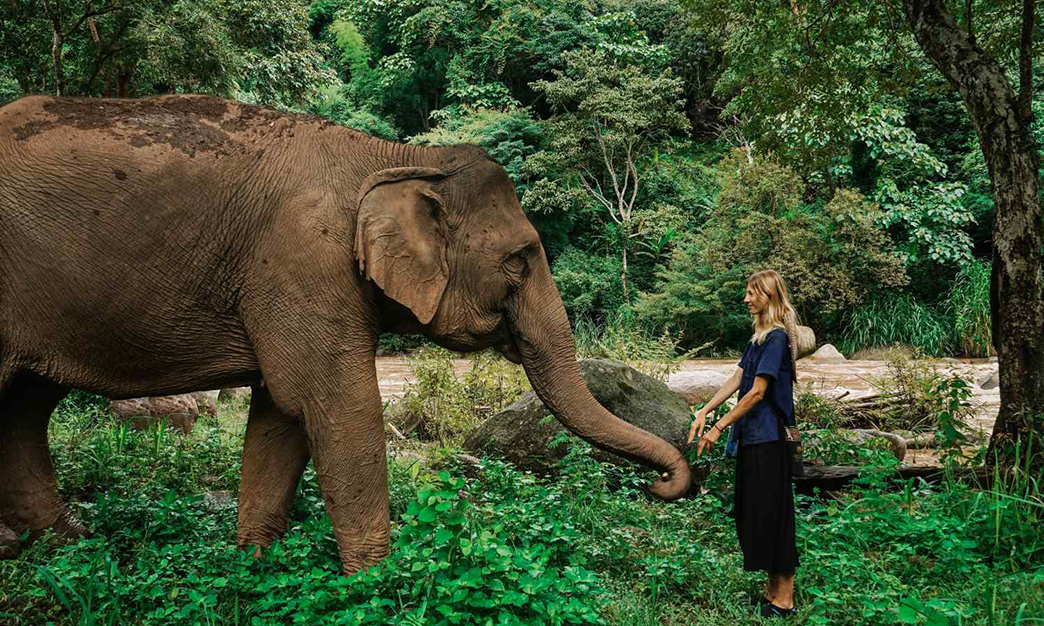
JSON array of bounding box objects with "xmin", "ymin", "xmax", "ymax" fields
[
  {"xmin": 703, "ymin": 367, "xmax": 743, "ymax": 414},
  {"xmin": 697, "ymin": 374, "xmax": 770, "ymax": 455},
  {"xmin": 686, "ymin": 367, "xmax": 743, "ymax": 444}
]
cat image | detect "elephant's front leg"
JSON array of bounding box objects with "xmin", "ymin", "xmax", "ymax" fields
[
  {"xmin": 252, "ymin": 329, "xmax": 389, "ymax": 574},
  {"xmin": 237, "ymin": 385, "xmax": 310, "ymax": 554},
  {"xmin": 301, "ymin": 372, "xmax": 390, "ymax": 574}
]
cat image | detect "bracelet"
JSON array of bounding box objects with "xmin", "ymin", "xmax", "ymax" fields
[{"xmin": 709, "ymin": 424, "xmax": 721, "ymax": 435}]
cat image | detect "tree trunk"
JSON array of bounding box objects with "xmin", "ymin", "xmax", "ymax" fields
[
  {"xmin": 902, "ymin": 0, "xmax": 1044, "ymax": 472},
  {"xmin": 621, "ymin": 241, "xmax": 629, "ymax": 300},
  {"xmin": 41, "ymin": 0, "xmax": 65, "ymax": 97},
  {"xmin": 117, "ymin": 70, "xmax": 132, "ymax": 98}
]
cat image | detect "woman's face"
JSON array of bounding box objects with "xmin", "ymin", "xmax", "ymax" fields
[{"xmin": 743, "ymin": 283, "xmax": 769, "ymax": 317}]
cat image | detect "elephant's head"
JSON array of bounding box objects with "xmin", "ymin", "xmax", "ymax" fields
[{"xmin": 354, "ymin": 147, "xmax": 691, "ymax": 499}]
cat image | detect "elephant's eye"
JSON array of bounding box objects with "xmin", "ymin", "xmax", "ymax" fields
[{"xmin": 503, "ymin": 251, "xmax": 529, "ymax": 280}]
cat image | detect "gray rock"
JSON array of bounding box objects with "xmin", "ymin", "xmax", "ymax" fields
[
  {"xmin": 202, "ymin": 491, "xmax": 236, "ymax": 512},
  {"xmin": 463, "ymin": 358, "xmax": 691, "ymax": 474},
  {"xmin": 218, "ymin": 387, "xmax": 251, "ymax": 403},
  {"xmin": 979, "ymin": 370, "xmax": 999, "ymax": 390},
  {"xmin": 109, "ymin": 394, "xmax": 199, "ymax": 434},
  {"xmin": 803, "ymin": 344, "xmax": 847, "ymax": 363},
  {"xmin": 668, "ymin": 370, "xmax": 727, "ymax": 405},
  {"xmin": 0, "ymin": 524, "xmax": 20, "ymax": 559},
  {"xmin": 191, "ymin": 390, "xmax": 221, "ymax": 415},
  {"xmin": 794, "ymin": 325, "xmax": 817, "ymax": 359}
]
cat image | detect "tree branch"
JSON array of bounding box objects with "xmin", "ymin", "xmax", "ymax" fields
[
  {"xmin": 65, "ymin": 7, "xmax": 121, "ymax": 39},
  {"xmin": 594, "ymin": 124, "xmax": 624, "ymax": 220},
  {"xmin": 625, "ymin": 139, "xmax": 640, "ymax": 219},
  {"xmin": 964, "ymin": 0, "xmax": 975, "ymax": 46},
  {"xmin": 1018, "ymin": 0, "xmax": 1035, "ymax": 124},
  {"xmin": 41, "ymin": 0, "xmax": 65, "ymax": 96},
  {"xmin": 578, "ymin": 167, "xmax": 617, "ymax": 219}
]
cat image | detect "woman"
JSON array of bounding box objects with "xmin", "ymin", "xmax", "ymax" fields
[{"xmin": 687, "ymin": 269, "xmax": 800, "ymax": 618}]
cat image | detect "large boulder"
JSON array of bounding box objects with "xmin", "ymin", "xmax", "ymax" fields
[
  {"xmin": 463, "ymin": 358, "xmax": 691, "ymax": 474},
  {"xmin": 191, "ymin": 390, "xmax": 221, "ymax": 415},
  {"xmin": 109, "ymin": 394, "xmax": 199, "ymax": 434},
  {"xmin": 979, "ymin": 370, "xmax": 999, "ymax": 390},
  {"xmin": 218, "ymin": 387, "xmax": 251, "ymax": 403},
  {"xmin": 794, "ymin": 325, "xmax": 817, "ymax": 359},
  {"xmin": 803, "ymin": 343, "xmax": 847, "ymax": 363},
  {"xmin": 668, "ymin": 371, "xmax": 727, "ymax": 405}
]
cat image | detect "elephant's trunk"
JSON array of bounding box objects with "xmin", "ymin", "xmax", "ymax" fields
[{"xmin": 507, "ymin": 261, "xmax": 691, "ymax": 500}]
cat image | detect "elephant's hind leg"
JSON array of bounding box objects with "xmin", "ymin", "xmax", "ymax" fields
[
  {"xmin": 0, "ymin": 375, "xmax": 87, "ymax": 551},
  {"xmin": 236, "ymin": 385, "xmax": 310, "ymax": 555}
]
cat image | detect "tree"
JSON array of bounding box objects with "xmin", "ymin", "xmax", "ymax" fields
[
  {"xmin": 684, "ymin": 0, "xmax": 1042, "ymax": 470},
  {"xmin": 0, "ymin": 0, "xmax": 333, "ymax": 104},
  {"xmin": 900, "ymin": 0, "xmax": 1042, "ymax": 469},
  {"xmin": 530, "ymin": 48, "xmax": 690, "ymax": 298}
]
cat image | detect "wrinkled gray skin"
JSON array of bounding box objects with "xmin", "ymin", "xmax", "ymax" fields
[{"xmin": 0, "ymin": 95, "xmax": 691, "ymax": 574}]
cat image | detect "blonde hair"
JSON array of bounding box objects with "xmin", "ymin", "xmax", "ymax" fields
[{"xmin": 747, "ymin": 269, "xmax": 800, "ymax": 383}]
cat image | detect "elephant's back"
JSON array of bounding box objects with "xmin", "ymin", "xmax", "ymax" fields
[{"xmin": 0, "ymin": 94, "xmax": 336, "ymax": 159}]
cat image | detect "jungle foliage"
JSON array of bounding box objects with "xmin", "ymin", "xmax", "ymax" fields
[
  {"xmin": 0, "ymin": 370, "xmax": 1041, "ymax": 625},
  {"xmin": 1, "ymin": 0, "xmax": 1039, "ymax": 358}
]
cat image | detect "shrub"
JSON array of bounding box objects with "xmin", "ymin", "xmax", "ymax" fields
[
  {"xmin": 307, "ymin": 83, "xmax": 400, "ymax": 139},
  {"xmin": 411, "ymin": 107, "xmax": 544, "ymax": 187},
  {"xmin": 573, "ymin": 308, "xmax": 706, "ymax": 381},
  {"xmin": 552, "ymin": 248, "xmax": 627, "ymax": 324},
  {"xmin": 396, "ymin": 346, "xmax": 529, "ymax": 445}
]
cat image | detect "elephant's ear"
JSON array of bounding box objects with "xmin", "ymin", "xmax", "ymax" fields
[{"xmin": 354, "ymin": 167, "xmax": 449, "ymax": 325}]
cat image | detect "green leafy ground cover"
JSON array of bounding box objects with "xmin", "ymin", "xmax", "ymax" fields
[{"xmin": 1, "ymin": 385, "xmax": 1041, "ymax": 625}]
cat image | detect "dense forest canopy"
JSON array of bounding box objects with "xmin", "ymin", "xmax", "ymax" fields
[{"xmin": 0, "ymin": 0, "xmax": 1040, "ymax": 360}]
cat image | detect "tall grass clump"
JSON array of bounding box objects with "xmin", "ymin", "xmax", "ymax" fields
[
  {"xmin": 840, "ymin": 259, "xmax": 993, "ymax": 357},
  {"xmin": 574, "ymin": 308, "xmax": 708, "ymax": 381},
  {"xmin": 837, "ymin": 293, "xmax": 951, "ymax": 356},
  {"xmin": 945, "ymin": 258, "xmax": 993, "ymax": 357}
]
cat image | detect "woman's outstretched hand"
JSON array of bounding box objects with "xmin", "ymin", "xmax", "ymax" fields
[
  {"xmin": 687, "ymin": 410, "xmax": 708, "ymax": 444},
  {"xmin": 697, "ymin": 426, "xmax": 721, "ymax": 456}
]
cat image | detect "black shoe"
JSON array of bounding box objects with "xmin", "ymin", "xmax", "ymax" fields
[
  {"xmin": 760, "ymin": 602, "xmax": 797, "ymax": 618},
  {"xmin": 751, "ymin": 594, "xmax": 772, "ymax": 607}
]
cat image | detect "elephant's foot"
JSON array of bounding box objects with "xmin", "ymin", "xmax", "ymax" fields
[
  {"xmin": 1, "ymin": 500, "xmax": 89, "ymax": 543},
  {"xmin": 46, "ymin": 508, "xmax": 90, "ymax": 541},
  {"xmin": 338, "ymin": 532, "xmax": 390, "ymax": 575},
  {"xmin": 0, "ymin": 522, "xmax": 20, "ymax": 559},
  {"xmin": 0, "ymin": 375, "xmax": 78, "ymax": 545},
  {"xmin": 236, "ymin": 509, "xmax": 291, "ymax": 555}
]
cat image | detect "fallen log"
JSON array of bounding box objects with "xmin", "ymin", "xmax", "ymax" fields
[
  {"xmin": 847, "ymin": 429, "xmax": 907, "ymax": 462},
  {"xmin": 793, "ymin": 464, "xmax": 992, "ymax": 494}
]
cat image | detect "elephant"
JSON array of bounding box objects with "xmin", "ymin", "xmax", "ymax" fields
[{"xmin": 0, "ymin": 95, "xmax": 691, "ymax": 574}]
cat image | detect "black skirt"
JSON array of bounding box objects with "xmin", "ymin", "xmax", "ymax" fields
[{"xmin": 734, "ymin": 437, "xmax": 799, "ymax": 573}]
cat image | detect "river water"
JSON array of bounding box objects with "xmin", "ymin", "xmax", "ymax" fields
[{"xmin": 374, "ymin": 355, "xmax": 1001, "ymax": 437}]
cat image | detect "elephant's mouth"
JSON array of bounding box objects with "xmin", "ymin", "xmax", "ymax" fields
[{"xmin": 494, "ymin": 336, "xmax": 522, "ymax": 364}]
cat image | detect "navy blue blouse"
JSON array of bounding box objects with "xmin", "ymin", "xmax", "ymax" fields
[{"xmin": 725, "ymin": 328, "xmax": 795, "ymax": 457}]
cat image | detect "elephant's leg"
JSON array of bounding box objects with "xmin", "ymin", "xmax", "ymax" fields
[
  {"xmin": 301, "ymin": 372, "xmax": 389, "ymax": 575},
  {"xmin": 236, "ymin": 384, "xmax": 310, "ymax": 554},
  {"xmin": 0, "ymin": 375, "xmax": 87, "ymax": 544},
  {"xmin": 250, "ymin": 322, "xmax": 387, "ymax": 574}
]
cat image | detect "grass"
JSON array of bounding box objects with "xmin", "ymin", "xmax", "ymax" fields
[
  {"xmin": 838, "ymin": 259, "xmax": 994, "ymax": 358},
  {"xmin": 0, "ymin": 368, "xmax": 1041, "ymax": 625}
]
